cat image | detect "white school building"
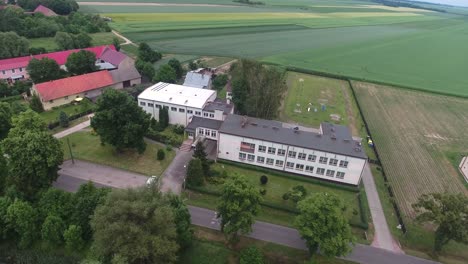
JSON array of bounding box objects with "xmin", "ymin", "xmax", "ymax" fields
[{"xmin": 138, "ymin": 84, "xmax": 366, "ymax": 186}]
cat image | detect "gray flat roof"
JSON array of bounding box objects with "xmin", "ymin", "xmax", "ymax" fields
[
  {"xmin": 186, "ymin": 116, "xmax": 224, "ymax": 132},
  {"xmin": 218, "ymin": 114, "xmax": 366, "ymax": 159},
  {"xmin": 203, "ymin": 99, "xmax": 233, "ymax": 114}
]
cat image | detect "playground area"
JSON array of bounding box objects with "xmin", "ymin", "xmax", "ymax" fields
[{"xmin": 281, "ymin": 72, "xmax": 355, "ymax": 131}]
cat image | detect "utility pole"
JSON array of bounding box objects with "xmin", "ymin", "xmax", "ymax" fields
[{"xmin": 67, "ymin": 137, "xmax": 75, "ymax": 164}]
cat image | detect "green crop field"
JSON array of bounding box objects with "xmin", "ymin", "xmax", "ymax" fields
[
  {"xmin": 353, "ymin": 82, "xmax": 468, "ymax": 219},
  {"xmin": 77, "ymin": 0, "xmax": 468, "ymax": 97}
]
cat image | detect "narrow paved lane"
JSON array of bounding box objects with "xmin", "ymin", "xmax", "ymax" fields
[
  {"xmin": 362, "ymin": 163, "xmax": 403, "ymax": 253},
  {"xmin": 160, "ymin": 150, "xmax": 193, "ymax": 194},
  {"xmin": 53, "ymin": 114, "xmax": 93, "ymax": 139}
]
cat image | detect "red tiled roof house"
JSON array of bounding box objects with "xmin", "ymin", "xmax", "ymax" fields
[
  {"xmin": 33, "ymin": 5, "xmax": 58, "ymax": 17},
  {"xmin": 0, "ymin": 45, "xmax": 115, "ymax": 82},
  {"xmin": 31, "ymin": 70, "xmax": 117, "ymax": 110}
]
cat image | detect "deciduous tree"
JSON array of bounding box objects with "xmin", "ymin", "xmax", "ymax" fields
[
  {"xmin": 65, "ymin": 50, "xmax": 97, "ymax": 75},
  {"xmin": 30, "ymin": 94, "xmax": 45, "ymax": 113},
  {"xmin": 158, "ymin": 106, "xmax": 169, "ymax": 130},
  {"xmin": 240, "ymin": 246, "xmax": 264, "ymax": 264},
  {"xmin": 64, "ymin": 225, "xmax": 85, "ymax": 251},
  {"xmin": 73, "ymin": 32, "xmax": 92, "ymax": 49},
  {"xmin": 213, "ymin": 74, "xmax": 228, "ymax": 90},
  {"xmin": 154, "ymin": 64, "xmax": 177, "ymax": 83},
  {"xmin": 138, "ymin": 42, "xmax": 161, "ymax": 63},
  {"xmin": 91, "ymin": 188, "xmax": 179, "ymax": 264},
  {"xmin": 0, "ymin": 32, "xmax": 29, "ymax": 59},
  {"xmin": 413, "ymin": 192, "xmax": 468, "ymax": 252},
  {"xmin": 1, "ymin": 111, "xmax": 63, "ymax": 201},
  {"xmin": 295, "ymin": 193, "xmax": 354, "ymax": 257},
  {"xmin": 217, "ymin": 174, "xmax": 262, "ymax": 244},
  {"xmin": 59, "ymin": 111, "xmax": 69, "ymax": 128},
  {"xmin": 91, "ymin": 89, "xmax": 150, "ymax": 153},
  {"xmin": 6, "ymin": 199, "xmax": 38, "ymax": 248},
  {"xmin": 112, "ymin": 37, "xmax": 121, "ymax": 51},
  {"xmin": 55, "ymin": 31, "xmax": 75, "ymax": 50},
  {"xmin": 41, "ymin": 214, "xmax": 66, "ymax": 246},
  {"xmin": 135, "ymin": 59, "xmax": 155, "ymax": 80},
  {"xmin": 167, "ymin": 194, "xmax": 193, "ymax": 249},
  {"xmin": 0, "ymin": 102, "xmax": 12, "ymax": 140},
  {"xmin": 193, "ymin": 141, "xmax": 209, "ymax": 175},
  {"xmin": 27, "ymin": 58, "xmax": 64, "ymax": 83},
  {"xmin": 168, "ymin": 58, "xmax": 183, "ymax": 79}
]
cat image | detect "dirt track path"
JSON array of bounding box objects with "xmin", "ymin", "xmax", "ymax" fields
[
  {"xmin": 78, "ymin": 2, "xmax": 238, "ymax": 7},
  {"xmin": 112, "ymin": 30, "xmax": 136, "ymax": 46}
]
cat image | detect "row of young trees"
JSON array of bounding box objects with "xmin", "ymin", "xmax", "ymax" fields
[{"xmin": 0, "ymin": 7, "xmax": 110, "ymax": 40}]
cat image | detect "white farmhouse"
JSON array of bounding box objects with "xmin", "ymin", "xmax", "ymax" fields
[
  {"xmin": 216, "ymin": 115, "xmax": 367, "ymax": 185},
  {"xmin": 138, "ymin": 82, "xmax": 217, "ymax": 126}
]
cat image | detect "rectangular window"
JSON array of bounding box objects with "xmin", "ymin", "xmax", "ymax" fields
[
  {"xmin": 266, "ymin": 158, "xmax": 274, "ymax": 165},
  {"xmin": 295, "ymin": 164, "xmax": 304, "ymax": 171},
  {"xmin": 49, "ymin": 100, "xmax": 54, "ymax": 103},
  {"xmin": 258, "ymin": 145, "xmax": 266, "ymax": 152},
  {"xmin": 209, "ymin": 113, "xmax": 214, "ymax": 118},
  {"xmin": 198, "ymin": 128, "xmax": 204, "ymax": 135},
  {"xmin": 336, "ymin": 172, "xmax": 345, "ymax": 179},
  {"xmin": 19, "ymin": 68, "xmax": 23, "ymax": 72},
  {"xmin": 1, "ymin": 71, "xmax": 5, "ymax": 74},
  {"xmin": 308, "ymin": 154, "xmax": 316, "ymax": 162},
  {"xmin": 268, "ymin": 147, "xmax": 276, "ymax": 155},
  {"xmin": 171, "ymin": 107, "xmax": 177, "ymax": 111},
  {"xmin": 257, "ymin": 156, "xmax": 265, "ymax": 163},
  {"xmin": 239, "ymin": 153, "xmax": 246, "ymax": 160},
  {"xmin": 140, "ymin": 101, "xmax": 146, "ymax": 106},
  {"xmin": 298, "ymin": 153, "xmax": 306, "ymax": 160},
  {"xmin": 64, "ymin": 96, "xmax": 69, "ymax": 100},
  {"xmin": 319, "ymin": 157, "xmax": 328, "ymax": 164},
  {"xmin": 147, "ymin": 103, "xmax": 153, "ymax": 107},
  {"xmin": 240, "ymin": 142, "xmax": 255, "ymax": 153},
  {"xmin": 11, "ymin": 69, "xmax": 15, "ymax": 73},
  {"xmin": 275, "ymin": 160, "xmax": 284, "ymax": 167},
  {"xmin": 316, "ymin": 168, "xmax": 325, "ymax": 175},
  {"xmin": 247, "ymin": 154, "xmax": 255, "ymax": 162},
  {"xmin": 195, "ymin": 111, "xmax": 201, "ymax": 116},
  {"xmin": 288, "ymin": 151, "xmax": 297, "ymax": 158},
  {"xmin": 305, "ymin": 166, "xmax": 314, "ymax": 173},
  {"xmin": 277, "ymin": 149, "xmax": 285, "ymax": 156},
  {"xmin": 203, "ymin": 112, "xmax": 209, "ymax": 117},
  {"xmin": 286, "ymin": 162, "xmax": 294, "ymax": 169},
  {"xmin": 179, "ymin": 108, "xmax": 185, "ymax": 113},
  {"xmin": 339, "ymin": 160, "xmax": 349, "ymax": 168},
  {"xmin": 211, "ymin": 131, "xmax": 216, "ymax": 137},
  {"xmin": 155, "ymin": 104, "xmax": 161, "ymax": 109},
  {"xmin": 187, "ymin": 110, "xmax": 193, "ymax": 114},
  {"xmin": 329, "ymin": 158, "xmax": 338, "ymax": 166},
  {"xmin": 326, "ymin": 170, "xmax": 335, "ymax": 177}
]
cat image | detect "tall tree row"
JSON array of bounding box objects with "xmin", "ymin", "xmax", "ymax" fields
[{"xmin": 230, "ymin": 59, "xmax": 287, "ymax": 119}]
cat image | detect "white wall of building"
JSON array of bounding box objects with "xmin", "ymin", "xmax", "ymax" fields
[{"xmin": 217, "ymin": 133, "xmax": 366, "ymax": 185}]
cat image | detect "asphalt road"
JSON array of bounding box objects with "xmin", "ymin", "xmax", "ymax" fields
[{"xmin": 54, "ymin": 167, "xmax": 439, "ymax": 264}]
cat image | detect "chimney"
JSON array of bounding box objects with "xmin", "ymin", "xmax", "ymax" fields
[{"xmin": 241, "ymin": 116, "xmax": 248, "ymax": 128}]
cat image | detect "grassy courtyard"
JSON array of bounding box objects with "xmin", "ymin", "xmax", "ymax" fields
[
  {"xmin": 61, "ymin": 131, "xmax": 175, "ymax": 176},
  {"xmin": 39, "ymin": 103, "xmax": 87, "ymax": 124},
  {"xmin": 29, "ymin": 32, "xmax": 120, "ymax": 52},
  {"xmin": 185, "ymin": 162, "xmax": 366, "ymax": 230}
]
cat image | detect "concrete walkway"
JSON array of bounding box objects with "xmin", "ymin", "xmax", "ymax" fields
[
  {"xmin": 53, "ymin": 114, "xmax": 93, "ymax": 139},
  {"xmin": 362, "ymin": 163, "xmax": 403, "ymax": 253}
]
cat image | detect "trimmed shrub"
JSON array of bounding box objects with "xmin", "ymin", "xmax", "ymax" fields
[
  {"xmin": 260, "ymin": 175, "xmax": 268, "ymax": 185},
  {"xmin": 157, "ymin": 149, "xmax": 165, "ymax": 160},
  {"xmin": 259, "ymin": 188, "xmax": 267, "ymax": 196},
  {"xmin": 240, "ymin": 246, "xmax": 264, "ymax": 264}
]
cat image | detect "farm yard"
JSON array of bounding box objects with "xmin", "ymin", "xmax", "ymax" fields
[
  {"xmin": 79, "ymin": 0, "xmax": 468, "ymax": 97},
  {"xmin": 353, "ymin": 82, "xmax": 468, "ymax": 219}
]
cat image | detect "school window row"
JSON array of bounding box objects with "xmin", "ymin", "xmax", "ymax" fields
[
  {"xmin": 238, "ymin": 153, "xmax": 346, "ymax": 179},
  {"xmin": 198, "ymin": 128, "xmax": 217, "ymax": 138}
]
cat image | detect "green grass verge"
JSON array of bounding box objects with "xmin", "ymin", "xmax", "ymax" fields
[
  {"xmin": 39, "ymin": 104, "xmax": 84, "ymax": 124},
  {"xmin": 61, "ymin": 131, "xmax": 175, "ymax": 176}
]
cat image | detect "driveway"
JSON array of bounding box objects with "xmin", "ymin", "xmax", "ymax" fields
[
  {"xmin": 160, "ymin": 150, "xmax": 193, "ymax": 194},
  {"xmin": 55, "ymin": 160, "xmax": 148, "ymax": 190}
]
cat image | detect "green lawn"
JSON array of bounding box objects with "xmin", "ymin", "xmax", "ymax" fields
[
  {"xmin": 61, "ymin": 131, "xmax": 175, "ymax": 176},
  {"xmin": 178, "ymin": 239, "xmax": 232, "ymax": 264},
  {"xmin": 39, "ymin": 104, "xmax": 84, "ymax": 124},
  {"xmin": 201, "ymin": 57, "xmax": 234, "ymax": 68},
  {"xmin": 154, "ymin": 54, "xmax": 199, "ymax": 71},
  {"xmin": 29, "ymin": 32, "xmax": 120, "ymax": 51},
  {"xmin": 283, "ymin": 72, "xmax": 349, "ymax": 128},
  {"xmin": 120, "ymin": 44, "xmax": 139, "ymax": 59}
]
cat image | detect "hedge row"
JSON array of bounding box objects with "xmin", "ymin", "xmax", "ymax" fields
[
  {"xmin": 0, "ymin": 95, "xmax": 22, "ymax": 103},
  {"xmin": 145, "ymin": 129, "xmax": 183, "ymax": 147},
  {"xmin": 217, "ymin": 159, "xmax": 360, "ymax": 193},
  {"xmin": 357, "ymin": 192, "xmax": 369, "ymax": 230},
  {"xmin": 47, "ymin": 109, "xmax": 94, "ymax": 130}
]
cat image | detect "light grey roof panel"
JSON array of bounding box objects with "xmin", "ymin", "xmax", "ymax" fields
[
  {"xmin": 218, "ymin": 114, "xmax": 366, "ymax": 159},
  {"xmin": 183, "ymin": 72, "xmax": 211, "ymax": 88},
  {"xmin": 203, "ymin": 99, "xmax": 233, "ymax": 114},
  {"xmin": 186, "ymin": 116, "xmax": 224, "ymax": 131}
]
